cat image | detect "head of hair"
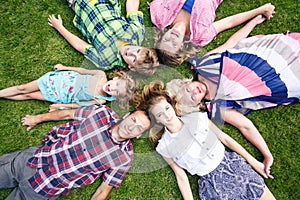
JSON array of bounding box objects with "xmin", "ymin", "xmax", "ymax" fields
[
  {"xmin": 166, "ymin": 78, "xmax": 207, "ymax": 116},
  {"xmin": 154, "ymin": 29, "xmax": 199, "ymax": 66},
  {"xmin": 133, "ymin": 80, "xmax": 176, "ymax": 142},
  {"xmin": 134, "ymin": 47, "xmax": 160, "ymax": 76},
  {"xmin": 110, "ymin": 70, "xmax": 139, "ymax": 108}
]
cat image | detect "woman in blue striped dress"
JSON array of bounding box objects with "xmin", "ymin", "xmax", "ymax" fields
[{"xmin": 167, "ymin": 15, "xmax": 300, "ymax": 177}]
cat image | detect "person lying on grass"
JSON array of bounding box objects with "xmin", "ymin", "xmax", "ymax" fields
[
  {"xmin": 0, "ymin": 105, "xmax": 150, "ymax": 200},
  {"xmin": 48, "ymin": 0, "xmax": 159, "ymax": 76},
  {"xmin": 149, "ymin": 0, "xmax": 275, "ymax": 65},
  {"xmin": 166, "ymin": 15, "xmax": 300, "ymax": 177},
  {"xmin": 0, "ymin": 64, "xmax": 137, "ymax": 110},
  {"xmin": 134, "ymin": 81, "xmax": 275, "ymax": 199}
]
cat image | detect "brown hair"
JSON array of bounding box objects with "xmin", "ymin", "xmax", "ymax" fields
[
  {"xmin": 134, "ymin": 48, "xmax": 160, "ymax": 76},
  {"xmin": 154, "ymin": 29, "xmax": 200, "ymax": 66},
  {"xmin": 134, "ymin": 81, "xmax": 177, "ymax": 142}
]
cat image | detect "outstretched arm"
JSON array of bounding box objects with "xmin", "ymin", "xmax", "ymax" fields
[
  {"xmin": 48, "ymin": 14, "xmax": 88, "ymax": 54},
  {"xmin": 206, "ymin": 14, "xmax": 266, "ymax": 55},
  {"xmin": 53, "ymin": 64, "xmax": 106, "ymax": 76},
  {"xmin": 90, "ymin": 182, "xmax": 113, "ymax": 200},
  {"xmin": 213, "ymin": 3, "xmax": 275, "ymax": 34},
  {"xmin": 208, "ymin": 119, "xmax": 273, "ymax": 179},
  {"xmin": 21, "ymin": 109, "xmax": 76, "ymax": 131},
  {"xmin": 126, "ymin": 0, "xmax": 140, "ymax": 14},
  {"xmin": 163, "ymin": 157, "xmax": 194, "ymax": 200},
  {"xmin": 219, "ymin": 107, "xmax": 274, "ymax": 178}
]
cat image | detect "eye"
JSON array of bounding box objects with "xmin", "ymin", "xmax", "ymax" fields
[
  {"xmin": 137, "ymin": 49, "xmax": 140, "ymax": 53},
  {"xmin": 132, "ymin": 117, "xmax": 137, "ymax": 123}
]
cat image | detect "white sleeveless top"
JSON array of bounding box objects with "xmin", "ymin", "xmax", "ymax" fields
[{"xmin": 156, "ymin": 112, "xmax": 225, "ymax": 176}]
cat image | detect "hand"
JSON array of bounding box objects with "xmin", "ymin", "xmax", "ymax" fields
[
  {"xmin": 21, "ymin": 115, "xmax": 39, "ymax": 131},
  {"xmin": 260, "ymin": 3, "xmax": 275, "ymax": 20},
  {"xmin": 48, "ymin": 14, "xmax": 63, "ymax": 29},
  {"xmin": 252, "ymin": 14, "xmax": 266, "ymax": 25},
  {"xmin": 53, "ymin": 64, "xmax": 65, "ymax": 71},
  {"xmin": 251, "ymin": 158, "xmax": 274, "ymax": 179},
  {"xmin": 263, "ymin": 155, "xmax": 274, "ymax": 179}
]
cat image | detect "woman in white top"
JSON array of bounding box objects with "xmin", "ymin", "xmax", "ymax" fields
[{"xmin": 135, "ymin": 81, "xmax": 275, "ymax": 199}]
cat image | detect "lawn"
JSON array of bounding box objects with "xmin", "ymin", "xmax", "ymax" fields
[{"xmin": 0, "ymin": 0, "xmax": 299, "ymax": 199}]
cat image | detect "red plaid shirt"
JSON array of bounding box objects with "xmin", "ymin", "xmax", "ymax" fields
[{"xmin": 27, "ymin": 105, "xmax": 134, "ymax": 198}]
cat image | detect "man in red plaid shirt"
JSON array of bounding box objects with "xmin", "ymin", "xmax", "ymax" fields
[{"xmin": 0, "ymin": 105, "xmax": 150, "ymax": 200}]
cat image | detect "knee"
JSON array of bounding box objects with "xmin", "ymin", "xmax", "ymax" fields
[{"xmin": 17, "ymin": 85, "xmax": 26, "ymax": 93}]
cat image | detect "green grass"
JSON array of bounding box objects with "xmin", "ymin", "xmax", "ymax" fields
[{"xmin": 1, "ymin": 0, "xmax": 300, "ymax": 199}]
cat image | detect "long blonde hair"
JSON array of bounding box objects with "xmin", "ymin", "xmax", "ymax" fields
[
  {"xmin": 110, "ymin": 70, "xmax": 138, "ymax": 108},
  {"xmin": 166, "ymin": 78, "xmax": 207, "ymax": 116}
]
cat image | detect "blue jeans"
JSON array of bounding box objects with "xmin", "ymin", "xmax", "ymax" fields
[{"xmin": 0, "ymin": 147, "xmax": 58, "ymax": 200}]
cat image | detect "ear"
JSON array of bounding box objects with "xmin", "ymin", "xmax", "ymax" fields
[
  {"xmin": 136, "ymin": 134, "xmax": 142, "ymax": 139},
  {"xmin": 122, "ymin": 112, "xmax": 131, "ymax": 119},
  {"xmin": 128, "ymin": 65, "xmax": 136, "ymax": 71}
]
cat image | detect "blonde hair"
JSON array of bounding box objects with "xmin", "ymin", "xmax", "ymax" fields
[
  {"xmin": 166, "ymin": 78, "xmax": 207, "ymax": 116},
  {"xmin": 134, "ymin": 81, "xmax": 177, "ymax": 142},
  {"xmin": 135, "ymin": 48, "xmax": 160, "ymax": 76},
  {"xmin": 110, "ymin": 70, "xmax": 138, "ymax": 108},
  {"xmin": 154, "ymin": 29, "xmax": 200, "ymax": 65}
]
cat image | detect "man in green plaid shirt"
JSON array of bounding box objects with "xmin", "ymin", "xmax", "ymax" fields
[{"xmin": 48, "ymin": 0, "xmax": 159, "ymax": 76}]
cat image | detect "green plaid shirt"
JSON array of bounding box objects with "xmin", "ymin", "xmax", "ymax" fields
[{"xmin": 73, "ymin": 0, "xmax": 145, "ymax": 70}]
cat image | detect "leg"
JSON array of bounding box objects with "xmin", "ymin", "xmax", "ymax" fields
[
  {"xmin": 213, "ymin": 3, "xmax": 275, "ymax": 33},
  {"xmin": 0, "ymin": 80, "xmax": 40, "ymax": 99},
  {"xmin": 0, "ymin": 147, "xmax": 55, "ymax": 200},
  {"xmin": 5, "ymin": 91, "xmax": 46, "ymax": 101},
  {"xmin": 260, "ymin": 186, "xmax": 276, "ymax": 200}
]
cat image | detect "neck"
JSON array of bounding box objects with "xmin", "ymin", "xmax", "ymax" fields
[
  {"xmin": 111, "ymin": 125, "xmax": 124, "ymax": 142},
  {"xmin": 171, "ymin": 10, "xmax": 191, "ymax": 36},
  {"xmin": 167, "ymin": 117, "xmax": 183, "ymax": 134}
]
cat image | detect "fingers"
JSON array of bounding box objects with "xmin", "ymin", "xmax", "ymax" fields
[
  {"xmin": 265, "ymin": 167, "xmax": 274, "ymax": 179},
  {"xmin": 21, "ymin": 115, "xmax": 34, "ymax": 132},
  {"xmin": 27, "ymin": 126, "xmax": 33, "ymax": 132},
  {"xmin": 48, "ymin": 14, "xmax": 62, "ymax": 27}
]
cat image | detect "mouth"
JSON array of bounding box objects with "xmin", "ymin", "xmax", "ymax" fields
[
  {"xmin": 104, "ymin": 84, "xmax": 111, "ymax": 93},
  {"xmin": 196, "ymin": 86, "xmax": 202, "ymax": 94}
]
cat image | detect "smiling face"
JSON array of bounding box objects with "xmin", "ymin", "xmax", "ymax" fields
[
  {"xmin": 158, "ymin": 26, "xmax": 185, "ymax": 54},
  {"xmin": 179, "ymin": 81, "xmax": 207, "ymax": 106},
  {"xmin": 116, "ymin": 110, "xmax": 151, "ymax": 141},
  {"xmin": 149, "ymin": 98, "xmax": 177, "ymax": 127},
  {"xmin": 120, "ymin": 45, "xmax": 144, "ymax": 69},
  {"xmin": 102, "ymin": 77, "xmax": 127, "ymax": 97}
]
